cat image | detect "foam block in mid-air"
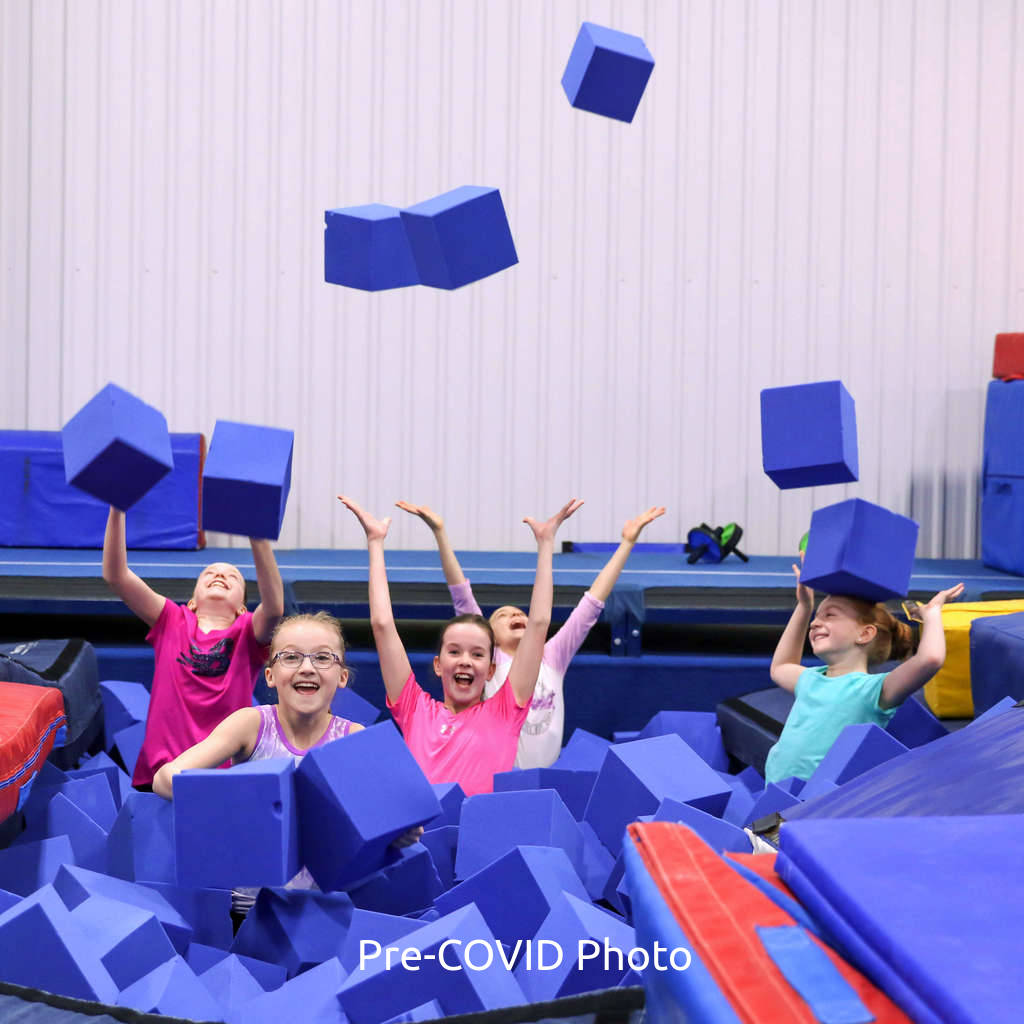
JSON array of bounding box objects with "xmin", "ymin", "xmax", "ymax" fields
[
  {"xmin": 201, "ymin": 419, "xmax": 293, "ymax": 539},
  {"xmin": 561, "ymin": 22, "xmax": 655, "ymax": 123},
  {"xmin": 324, "ymin": 204, "xmax": 419, "ymax": 292},
  {"xmin": 400, "ymin": 186, "xmax": 518, "ymax": 290},
  {"xmin": 800, "ymin": 498, "xmax": 918, "ymax": 601},
  {"xmin": 760, "ymin": 380, "xmax": 858, "ymax": 489},
  {"xmin": 61, "ymin": 383, "xmax": 173, "ymax": 510}
]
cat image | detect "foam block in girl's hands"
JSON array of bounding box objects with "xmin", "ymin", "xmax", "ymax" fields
[
  {"xmin": 561, "ymin": 22, "xmax": 655, "ymax": 123},
  {"xmin": 400, "ymin": 186, "xmax": 518, "ymax": 290},
  {"xmin": 800, "ymin": 723, "xmax": 908, "ymax": 800},
  {"xmin": 324, "ymin": 204, "xmax": 419, "ymax": 291},
  {"xmin": 61, "ymin": 383, "xmax": 174, "ymax": 510},
  {"xmin": 202, "ymin": 419, "xmax": 293, "ymax": 540},
  {"xmin": 800, "ymin": 498, "xmax": 919, "ymax": 601},
  {"xmin": 294, "ymin": 721, "xmax": 441, "ymax": 891},
  {"xmin": 174, "ymin": 758, "xmax": 299, "ymax": 888}
]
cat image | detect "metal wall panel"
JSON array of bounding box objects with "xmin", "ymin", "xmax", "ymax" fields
[{"xmin": 2, "ymin": 1, "xmax": 1022, "ymax": 556}]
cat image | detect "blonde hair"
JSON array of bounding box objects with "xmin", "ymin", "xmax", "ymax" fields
[{"xmin": 269, "ymin": 611, "xmax": 347, "ymax": 663}]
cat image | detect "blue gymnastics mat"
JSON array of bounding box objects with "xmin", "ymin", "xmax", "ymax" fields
[{"xmin": 776, "ymin": 815, "xmax": 1024, "ymax": 1024}]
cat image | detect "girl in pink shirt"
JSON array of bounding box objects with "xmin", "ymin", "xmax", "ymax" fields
[{"xmin": 339, "ymin": 495, "xmax": 581, "ymax": 796}]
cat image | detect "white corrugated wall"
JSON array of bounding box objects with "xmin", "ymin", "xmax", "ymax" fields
[{"xmin": 2, "ymin": 0, "xmax": 1022, "ymax": 555}]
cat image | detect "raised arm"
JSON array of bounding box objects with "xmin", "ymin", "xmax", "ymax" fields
[
  {"xmin": 770, "ymin": 564, "xmax": 814, "ymax": 693},
  {"xmin": 152, "ymin": 706, "xmax": 259, "ymax": 799},
  {"xmin": 588, "ymin": 506, "xmax": 666, "ymax": 602},
  {"xmin": 507, "ymin": 499, "xmax": 584, "ymax": 707},
  {"xmin": 880, "ymin": 583, "xmax": 964, "ymax": 707},
  {"xmin": 102, "ymin": 507, "xmax": 167, "ymax": 627},
  {"xmin": 339, "ymin": 496, "xmax": 412, "ymax": 703},
  {"xmin": 395, "ymin": 502, "xmax": 467, "ymax": 587},
  {"xmin": 249, "ymin": 539, "xmax": 285, "ymax": 644}
]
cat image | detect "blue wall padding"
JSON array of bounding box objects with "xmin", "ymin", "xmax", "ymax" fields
[
  {"xmin": 800, "ymin": 498, "xmax": 919, "ymax": 601},
  {"xmin": 201, "ymin": 419, "xmax": 293, "ymax": 540},
  {"xmin": 970, "ymin": 612, "xmax": 1024, "ymax": 713},
  {"xmin": 982, "ymin": 379, "xmax": 1024, "ymax": 477},
  {"xmin": 785, "ymin": 707, "xmax": 1024, "ymax": 821},
  {"xmin": 0, "ymin": 430, "xmax": 202, "ymax": 548},
  {"xmin": 400, "ymin": 186, "xmax": 518, "ymax": 290},
  {"xmin": 61, "ymin": 383, "xmax": 173, "ymax": 512},
  {"xmin": 561, "ymin": 22, "xmax": 655, "ymax": 123},
  {"xmin": 760, "ymin": 380, "xmax": 859, "ymax": 489},
  {"xmin": 325, "ymin": 204, "xmax": 419, "ymax": 291},
  {"xmin": 777, "ymin": 815, "xmax": 1024, "ymax": 1024},
  {"xmin": 981, "ymin": 380, "xmax": 1024, "ymax": 572}
]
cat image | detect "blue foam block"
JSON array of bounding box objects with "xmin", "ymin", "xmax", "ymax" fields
[
  {"xmin": 637, "ymin": 710, "xmax": 729, "ymax": 770},
  {"xmin": 346, "ymin": 844, "xmax": 443, "ymax": 916},
  {"xmin": 324, "ymin": 204, "xmax": 419, "ymax": 291},
  {"xmin": 331, "ymin": 684, "xmax": 382, "ymax": 726},
  {"xmin": 800, "ymin": 498, "xmax": 919, "ymax": 601},
  {"xmin": 515, "ymin": 892, "xmax": 635, "ymax": 1002},
  {"xmin": 970, "ymin": 612, "xmax": 1024, "ymax": 714},
  {"xmin": 436, "ymin": 846, "xmax": 589, "ymax": 948},
  {"xmin": 774, "ymin": 776, "xmax": 806, "ymax": 796},
  {"xmin": 552, "ymin": 728, "xmax": 612, "ymax": 771},
  {"xmin": 418, "ymin": 825, "xmax": 458, "ymax": 891},
  {"xmin": 561, "ymin": 22, "xmax": 655, "ymax": 123},
  {"xmin": 107, "ymin": 790, "xmax": 177, "ymax": 884},
  {"xmin": 338, "ymin": 903, "xmax": 526, "ymax": 1022},
  {"xmin": 583, "ymin": 734, "xmax": 732, "ymax": 854},
  {"xmin": 187, "ymin": 942, "xmax": 287, "ymax": 992},
  {"xmin": 885, "ymin": 695, "xmax": 948, "ymax": 748},
  {"xmin": 174, "ymin": 758, "xmax": 299, "ymax": 888},
  {"xmin": 427, "ymin": 781, "xmax": 466, "ymax": 830},
  {"xmin": 577, "ymin": 821, "xmax": 615, "ymax": 901},
  {"xmin": 141, "ymin": 880, "xmax": 233, "ymax": 951},
  {"xmin": 0, "ymin": 834, "xmax": 74, "ymax": 896},
  {"xmin": 68, "ymin": 751, "xmax": 130, "ymax": 810},
  {"xmin": 492, "ymin": 766, "xmax": 597, "ymax": 820},
  {"xmin": 0, "ymin": 887, "xmax": 18, "ymax": 913},
  {"xmin": 613, "ymin": 730, "xmax": 641, "ymax": 743},
  {"xmin": 22, "ymin": 791, "xmax": 109, "ymax": 871},
  {"xmin": 744, "ymin": 782, "xmax": 801, "ymax": 826},
  {"xmin": 117, "ymin": 954, "xmax": 225, "ymax": 1020},
  {"xmin": 760, "ymin": 380, "xmax": 858, "ymax": 489},
  {"xmin": 202, "ymin": 419, "xmax": 293, "ymax": 540},
  {"xmin": 383, "ymin": 1001, "xmax": 444, "ymax": 1023},
  {"xmin": 983, "ymin": 379, "xmax": 1024, "ymax": 476},
  {"xmin": 294, "ymin": 721, "xmax": 441, "ymax": 891},
  {"xmin": 800, "ymin": 722, "xmax": 908, "ymax": 800},
  {"xmin": 981, "ymin": 474, "xmax": 1024, "ymax": 573},
  {"xmin": 717, "ymin": 774, "xmax": 759, "ymax": 828},
  {"xmin": 338, "ymin": 908, "xmax": 423, "ymax": 973},
  {"xmin": 110, "ymin": 720, "xmax": 146, "ymax": 777},
  {"xmin": 99, "ymin": 679, "xmax": 150, "ymax": 741},
  {"xmin": 652, "ymin": 798, "xmax": 751, "ymax": 854},
  {"xmin": 23, "ymin": 773, "xmax": 117, "ymax": 833},
  {"xmin": 400, "ymin": 186, "xmax": 518, "ymax": 290},
  {"xmin": 455, "ymin": 790, "xmax": 583, "ymax": 881},
  {"xmin": 61, "ymin": 383, "xmax": 174, "ymax": 510},
  {"xmin": 230, "ymin": 957, "xmax": 347, "ymax": 1024},
  {"xmin": 198, "ymin": 953, "xmax": 267, "ymax": 1010},
  {"xmin": 0, "ymin": 884, "xmax": 118, "ymax": 1003},
  {"xmin": 973, "ymin": 695, "xmax": 1019, "ymax": 724}
]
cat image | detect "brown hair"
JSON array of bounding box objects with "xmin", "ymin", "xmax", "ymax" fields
[
  {"xmin": 841, "ymin": 597, "xmax": 915, "ymax": 663},
  {"xmin": 437, "ymin": 614, "xmax": 495, "ymax": 661},
  {"xmin": 269, "ymin": 611, "xmax": 347, "ymax": 664}
]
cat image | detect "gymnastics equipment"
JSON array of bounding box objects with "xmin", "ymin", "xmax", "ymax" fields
[
  {"xmin": 561, "ymin": 22, "xmax": 655, "ymax": 123},
  {"xmin": 324, "ymin": 203, "xmax": 419, "ymax": 291},
  {"xmin": 201, "ymin": 419, "xmax": 293, "ymax": 540},
  {"xmin": 400, "ymin": 186, "xmax": 518, "ymax": 289},
  {"xmin": 61, "ymin": 383, "xmax": 174, "ymax": 511},
  {"xmin": 684, "ymin": 521, "xmax": 748, "ymax": 563},
  {"xmin": 981, "ymin": 379, "xmax": 1024, "ymax": 573},
  {"xmin": 760, "ymin": 379, "xmax": 858, "ymax": 489},
  {"xmin": 969, "ymin": 610, "xmax": 1024, "ymax": 714},
  {"xmin": 992, "ymin": 331, "xmax": 1024, "ymax": 379},
  {"xmin": 800, "ymin": 497, "xmax": 918, "ymax": 601}
]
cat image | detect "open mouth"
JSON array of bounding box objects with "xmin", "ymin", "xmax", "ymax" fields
[
  {"xmin": 294, "ymin": 682, "xmax": 320, "ymax": 693},
  {"xmin": 453, "ymin": 672, "xmax": 475, "ymax": 687},
  {"xmin": 510, "ymin": 621, "xmax": 526, "ymax": 632}
]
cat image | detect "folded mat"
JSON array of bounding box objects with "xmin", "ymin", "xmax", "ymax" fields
[{"xmin": 0, "ymin": 681, "xmax": 66, "ymax": 823}]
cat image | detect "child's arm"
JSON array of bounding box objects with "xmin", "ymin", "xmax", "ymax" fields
[
  {"xmin": 880, "ymin": 583, "xmax": 965, "ymax": 707},
  {"xmin": 770, "ymin": 564, "xmax": 814, "ymax": 693},
  {"xmin": 250, "ymin": 539, "xmax": 285, "ymax": 644},
  {"xmin": 152, "ymin": 706, "xmax": 260, "ymax": 799},
  {"xmin": 508, "ymin": 499, "xmax": 584, "ymax": 707},
  {"xmin": 587, "ymin": 506, "xmax": 666, "ymax": 602},
  {"xmin": 396, "ymin": 501, "xmax": 482, "ymax": 615},
  {"xmin": 338, "ymin": 496, "xmax": 413, "ymax": 704},
  {"xmin": 102, "ymin": 507, "xmax": 167, "ymax": 627}
]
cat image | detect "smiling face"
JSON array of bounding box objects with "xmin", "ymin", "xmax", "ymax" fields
[
  {"xmin": 266, "ymin": 619, "xmax": 348, "ymax": 716},
  {"xmin": 809, "ymin": 596, "xmax": 876, "ymax": 660},
  {"xmin": 434, "ymin": 621, "xmax": 496, "ymax": 712},
  {"xmin": 489, "ymin": 605, "xmax": 528, "ymax": 651},
  {"xmin": 189, "ymin": 562, "xmax": 247, "ymax": 618}
]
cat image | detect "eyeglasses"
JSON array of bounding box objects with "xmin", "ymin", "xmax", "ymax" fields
[{"xmin": 270, "ymin": 650, "xmax": 343, "ymax": 670}]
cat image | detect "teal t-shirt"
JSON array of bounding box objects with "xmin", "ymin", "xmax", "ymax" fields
[{"xmin": 764, "ymin": 666, "xmax": 898, "ymax": 783}]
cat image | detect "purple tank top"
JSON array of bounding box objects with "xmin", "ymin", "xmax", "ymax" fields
[{"xmin": 248, "ymin": 704, "xmax": 354, "ymax": 764}]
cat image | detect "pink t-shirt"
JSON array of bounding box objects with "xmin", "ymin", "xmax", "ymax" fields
[
  {"xmin": 133, "ymin": 601, "xmax": 269, "ymax": 786},
  {"xmin": 387, "ymin": 672, "xmax": 529, "ymax": 796}
]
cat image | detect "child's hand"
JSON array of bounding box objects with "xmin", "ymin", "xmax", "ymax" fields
[
  {"xmin": 337, "ymin": 496, "xmax": 391, "ymax": 542},
  {"xmin": 793, "ymin": 563, "xmax": 814, "ymax": 610},
  {"xmin": 524, "ymin": 498, "xmax": 584, "ymax": 544},
  {"xmin": 395, "ymin": 501, "xmax": 443, "ymax": 532},
  {"xmin": 391, "ymin": 825, "xmax": 424, "ymax": 849},
  {"xmin": 922, "ymin": 582, "xmax": 965, "ymax": 613},
  {"xmin": 622, "ymin": 506, "xmax": 666, "ymax": 544}
]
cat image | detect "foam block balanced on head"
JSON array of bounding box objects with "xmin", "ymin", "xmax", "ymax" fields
[
  {"xmin": 561, "ymin": 22, "xmax": 655, "ymax": 123},
  {"xmin": 324, "ymin": 204, "xmax": 420, "ymax": 292},
  {"xmin": 800, "ymin": 498, "xmax": 919, "ymax": 602},
  {"xmin": 201, "ymin": 419, "xmax": 293, "ymax": 540},
  {"xmin": 61, "ymin": 383, "xmax": 174, "ymax": 510},
  {"xmin": 760, "ymin": 380, "xmax": 859, "ymax": 489}
]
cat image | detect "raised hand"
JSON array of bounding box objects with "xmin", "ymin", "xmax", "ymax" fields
[
  {"xmin": 395, "ymin": 501, "xmax": 443, "ymax": 533},
  {"xmin": 922, "ymin": 582, "xmax": 965, "ymax": 612},
  {"xmin": 523, "ymin": 498, "xmax": 584, "ymax": 545},
  {"xmin": 793, "ymin": 563, "xmax": 814, "ymax": 611},
  {"xmin": 622, "ymin": 506, "xmax": 666, "ymax": 544},
  {"xmin": 337, "ymin": 495, "xmax": 391, "ymax": 542}
]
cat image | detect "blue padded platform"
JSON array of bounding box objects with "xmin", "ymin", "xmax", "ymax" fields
[
  {"xmin": 969, "ymin": 611, "xmax": 1024, "ymax": 714},
  {"xmin": 777, "ymin": 816, "xmax": 1024, "ymax": 1024}
]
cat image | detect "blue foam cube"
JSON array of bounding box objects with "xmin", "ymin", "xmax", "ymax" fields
[
  {"xmin": 100, "ymin": 679, "xmax": 151, "ymax": 742},
  {"xmin": 346, "ymin": 845, "xmax": 443, "ymax": 916},
  {"xmin": 400, "ymin": 186, "xmax": 518, "ymax": 290},
  {"xmin": 338, "ymin": 908, "xmax": 423, "ymax": 972},
  {"xmin": 61, "ymin": 383, "xmax": 174, "ymax": 510},
  {"xmin": 493, "ymin": 766, "xmax": 597, "ymax": 821},
  {"xmin": 174, "ymin": 758, "xmax": 299, "ymax": 889},
  {"xmin": 800, "ymin": 498, "xmax": 919, "ymax": 601},
  {"xmin": 110, "ymin": 720, "xmax": 146, "ymax": 777},
  {"xmin": 141, "ymin": 880, "xmax": 233, "ymax": 951},
  {"xmin": 800, "ymin": 723, "xmax": 908, "ymax": 800},
  {"xmin": 324, "ymin": 204, "xmax": 419, "ymax": 291},
  {"xmin": 561, "ymin": 22, "xmax": 655, "ymax": 123},
  {"xmin": 107, "ymin": 790, "xmax": 177, "ymax": 884},
  {"xmin": 0, "ymin": 835, "xmax": 75, "ymax": 896},
  {"xmin": 426, "ymin": 781, "xmax": 466, "ymax": 830},
  {"xmin": 652, "ymin": 798, "xmax": 751, "ymax": 854},
  {"xmin": 21, "ymin": 791, "xmax": 109, "ymax": 872},
  {"xmin": 760, "ymin": 380, "xmax": 858, "ymax": 489},
  {"xmin": 198, "ymin": 953, "xmax": 266, "ymax": 1010},
  {"xmin": 578, "ymin": 821, "xmax": 616, "ymax": 901},
  {"xmin": 637, "ymin": 710, "xmax": 729, "ymax": 770},
  {"xmin": 419, "ymin": 825, "xmax": 458, "ymax": 891},
  {"xmin": 234, "ymin": 956, "xmax": 348, "ymax": 1024},
  {"xmin": 744, "ymin": 783, "xmax": 801, "ymax": 827},
  {"xmin": 886, "ymin": 696, "xmax": 949, "ymax": 748},
  {"xmin": 202, "ymin": 419, "xmax": 293, "ymax": 540},
  {"xmin": 116, "ymin": 954, "xmax": 224, "ymax": 1020},
  {"xmin": 331, "ymin": 685, "xmax": 382, "ymax": 726},
  {"xmin": 551, "ymin": 729, "xmax": 612, "ymax": 772}
]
